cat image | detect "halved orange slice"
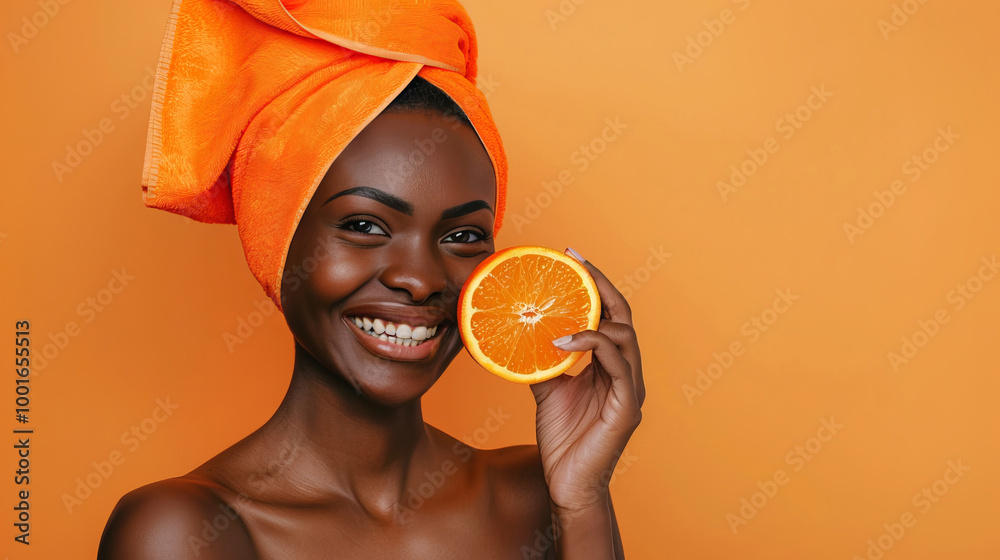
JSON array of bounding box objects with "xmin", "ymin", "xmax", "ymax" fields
[{"xmin": 458, "ymin": 246, "xmax": 602, "ymax": 384}]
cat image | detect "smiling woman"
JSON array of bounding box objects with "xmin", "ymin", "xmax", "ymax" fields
[
  {"xmin": 96, "ymin": 1, "xmax": 643, "ymax": 558},
  {"xmin": 280, "ymin": 87, "xmax": 498, "ymax": 406}
]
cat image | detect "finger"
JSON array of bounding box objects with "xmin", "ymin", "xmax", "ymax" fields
[
  {"xmin": 565, "ymin": 248, "xmax": 632, "ymax": 325},
  {"xmin": 552, "ymin": 330, "xmax": 640, "ymax": 416},
  {"xmin": 597, "ymin": 321, "xmax": 645, "ymax": 408}
]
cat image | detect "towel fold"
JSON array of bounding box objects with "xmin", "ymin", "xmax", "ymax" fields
[{"xmin": 141, "ymin": 0, "xmax": 507, "ymax": 311}]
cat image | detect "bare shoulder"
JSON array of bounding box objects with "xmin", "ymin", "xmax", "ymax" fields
[
  {"xmin": 97, "ymin": 477, "xmax": 258, "ymax": 560},
  {"xmin": 425, "ymin": 424, "xmax": 551, "ymax": 519},
  {"xmin": 485, "ymin": 444, "xmax": 547, "ymax": 489},
  {"xmin": 482, "ymin": 444, "xmax": 552, "ymax": 525}
]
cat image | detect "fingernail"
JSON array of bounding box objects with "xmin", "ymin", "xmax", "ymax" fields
[
  {"xmin": 552, "ymin": 334, "xmax": 573, "ymax": 347},
  {"xmin": 565, "ymin": 247, "xmax": 586, "ymax": 264}
]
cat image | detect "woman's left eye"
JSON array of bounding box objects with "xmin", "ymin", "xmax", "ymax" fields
[{"xmin": 443, "ymin": 229, "xmax": 485, "ymax": 244}]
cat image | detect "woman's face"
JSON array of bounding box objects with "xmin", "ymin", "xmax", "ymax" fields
[{"xmin": 280, "ymin": 109, "xmax": 497, "ymax": 406}]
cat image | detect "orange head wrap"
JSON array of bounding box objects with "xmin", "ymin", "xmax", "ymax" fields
[{"xmin": 141, "ymin": 0, "xmax": 507, "ymax": 312}]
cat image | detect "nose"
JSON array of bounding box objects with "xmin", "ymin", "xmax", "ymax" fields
[{"xmin": 378, "ymin": 239, "xmax": 450, "ymax": 304}]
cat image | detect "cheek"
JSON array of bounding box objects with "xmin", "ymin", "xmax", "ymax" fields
[
  {"xmin": 309, "ymin": 251, "xmax": 376, "ymax": 304},
  {"xmin": 455, "ymin": 261, "xmax": 479, "ymax": 286},
  {"xmin": 450, "ymin": 249, "xmax": 494, "ymax": 296}
]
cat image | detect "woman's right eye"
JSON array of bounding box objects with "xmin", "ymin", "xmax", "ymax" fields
[{"xmin": 341, "ymin": 219, "xmax": 387, "ymax": 236}]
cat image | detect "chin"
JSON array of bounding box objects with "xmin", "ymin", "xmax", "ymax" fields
[
  {"xmin": 351, "ymin": 375, "xmax": 438, "ymax": 408},
  {"xmin": 332, "ymin": 328, "xmax": 465, "ymax": 408}
]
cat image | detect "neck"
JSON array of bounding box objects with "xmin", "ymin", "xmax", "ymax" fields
[{"xmin": 255, "ymin": 342, "xmax": 437, "ymax": 515}]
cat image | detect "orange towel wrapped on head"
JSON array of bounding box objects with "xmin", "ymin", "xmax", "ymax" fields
[{"xmin": 141, "ymin": 0, "xmax": 508, "ymax": 312}]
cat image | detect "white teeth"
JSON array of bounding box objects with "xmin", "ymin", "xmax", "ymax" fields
[
  {"xmin": 350, "ymin": 316, "xmax": 440, "ymax": 344},
  {"xmin": 362, "ymin": 328, "xmax": 426, "ymax": 347}
]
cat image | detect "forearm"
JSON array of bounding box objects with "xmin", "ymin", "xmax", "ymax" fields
[{"xmin": 549, "ymin": 498, "xmax": 616, "ymax": 560}]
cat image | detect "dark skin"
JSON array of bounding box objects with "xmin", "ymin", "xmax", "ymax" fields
[{"xmin": 98, "ymin": 110, "xmax": 644, "ymax": 559}]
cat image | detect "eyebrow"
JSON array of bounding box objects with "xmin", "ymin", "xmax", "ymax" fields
[
  {"xmin": 441, "ymin": 200, "xmax": 494, "ymax": 220},
  {"xmin": 323, "ymin": 186, "xmax": 494, "ymax": 220},
  {"xmin": 323, "ymin": 186, "xmax": 413, "ymax": 215}
]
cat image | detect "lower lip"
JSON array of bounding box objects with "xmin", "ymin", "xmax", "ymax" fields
[{"xmin": 344, "ymin": 317, "xmax": 447, "ymax": 362}]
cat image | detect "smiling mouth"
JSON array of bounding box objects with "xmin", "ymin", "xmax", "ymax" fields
[{"xmin": 348, "ymin": 316, "xmax": 442, "ymax": 347}]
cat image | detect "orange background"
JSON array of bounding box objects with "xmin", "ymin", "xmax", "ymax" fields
[{"xmin": 2, "ymin": 0, "xmax": 999, "ymax": 558}]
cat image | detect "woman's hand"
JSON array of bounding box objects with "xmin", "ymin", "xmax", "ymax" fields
[{"xmin": 530, "ymin": 248, "xmax": 645, "ymax": 517}]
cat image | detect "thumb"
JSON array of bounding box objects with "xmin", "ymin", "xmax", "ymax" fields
[{"xmin": 529, "ymin": 373, "xmax": 568, "ymax": 404}]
